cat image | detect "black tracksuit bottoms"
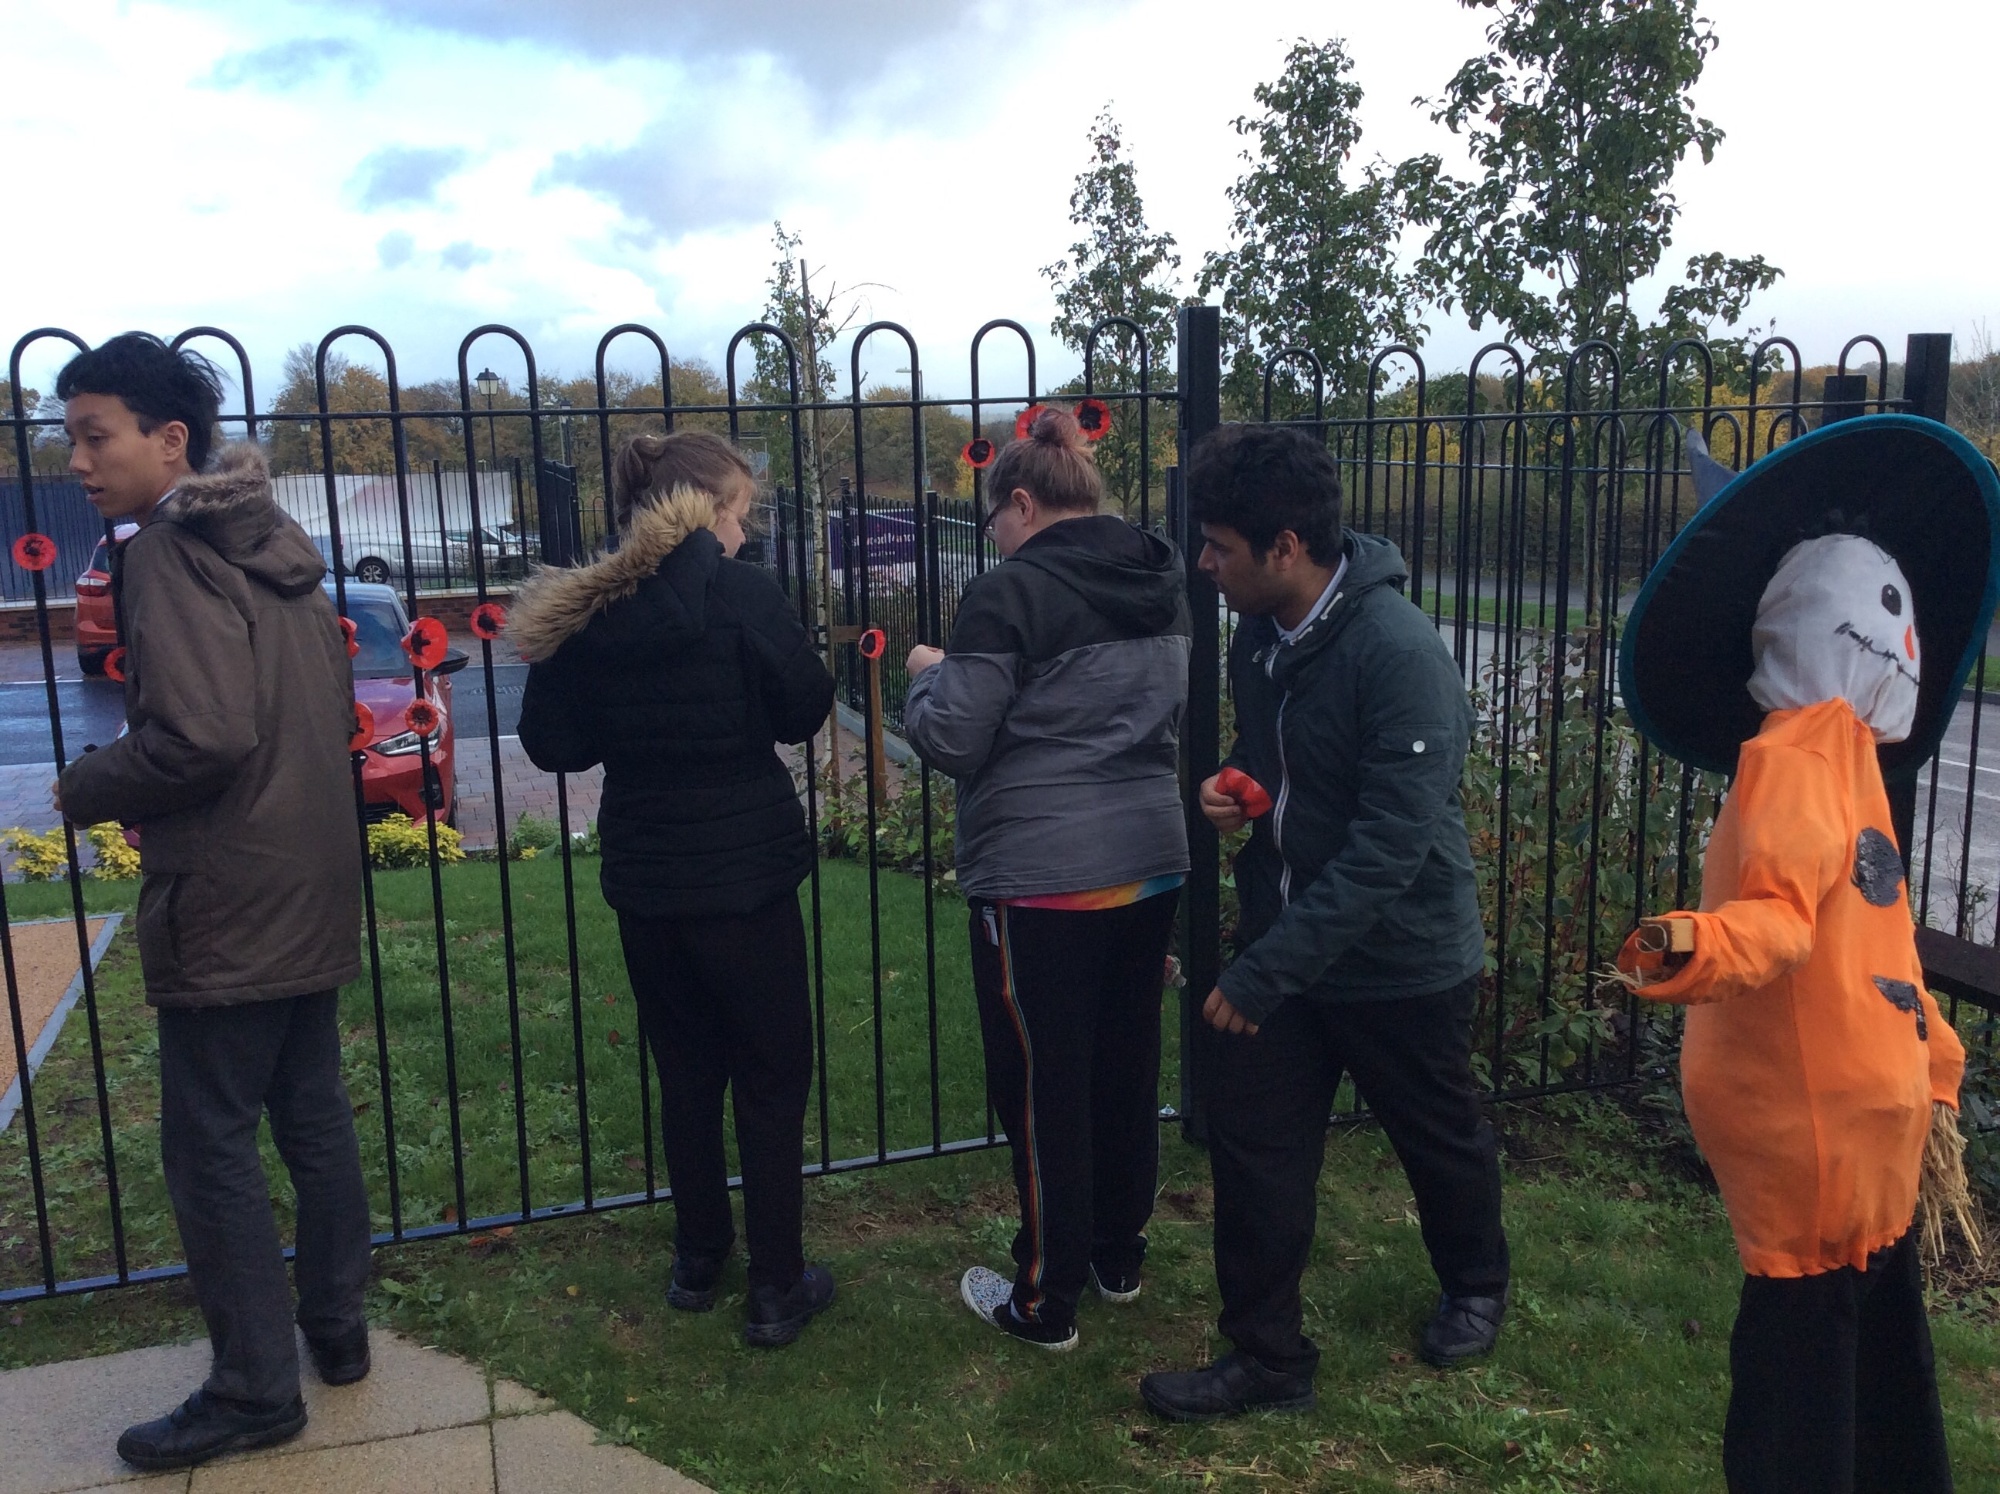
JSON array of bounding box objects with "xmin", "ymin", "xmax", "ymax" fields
[
  {"xmin": 617, "ymin": 894, "xmax": 814, "ymax": 1296},
  {"xmin": 1724, "ymin": 1227, "xmax": 1953, "ymax": 1493},
  {"xmin": 967, "ymin": 890, "xmax": 1181, "ymax": 1334},
  {"xmin": 1199, "ymin": 975, "xmax": 1509, "ymax": 1377},
  {"xmin": 157, "ymin": 991, "xmax": 373, "ymax": 1409}
]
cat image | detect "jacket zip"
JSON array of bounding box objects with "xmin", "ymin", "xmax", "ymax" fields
[
  {"xmin": 1273, "ymin": 692, "xmax": 1293, "ymax": 906},
  {"xmin": 1266, "ymin": 586, "xmax": 1344, "ymax": 909}
]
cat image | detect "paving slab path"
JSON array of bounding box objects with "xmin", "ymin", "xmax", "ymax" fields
[{"xmin": 0, "ymin": 1329, "xmax": 711, "ymax": 1494}]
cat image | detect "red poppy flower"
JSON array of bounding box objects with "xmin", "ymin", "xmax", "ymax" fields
[
  {"xmin": 1073, "ymin": 398, "xmax": 1112, "ymax": 441},
  {"xmin": 469, "ymin": 601, "xmax": 508, "ymax": 641},
  {"xmin": 350, "ymin": 702, "xmax": 376, "ymax": 754},
  {"xmin": 858, "ymin": 627, "xmax": 886, "ymax": 661},
  {"xmin": 962, "ymin": 438, "xmax": 996, "ymax": 470},
  {"xmin": 104, "ymin": 647, "xmax": 127, "ymax": 683},
  {"xmin": 404, "ymin": 699, "xmax": 441, "ymax": 737},
  {"xmin": 401, "ymin": 616, "xmax": 449, "ymax": 671},
  {"xmin": 338, "ymin": 616, "xmax": 360, "ymax": 659},
  {"xmin": 12, "ymin": 533, "xmax": 56, "ymax": 572},
  {"xmin": 1014, "ymin": 404, "xmax": 1050, "ymax": 441}
]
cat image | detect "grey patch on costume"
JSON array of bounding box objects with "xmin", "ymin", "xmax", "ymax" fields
[
  {"xmin": 1873, "ymin": 976, "xmax": 1928, "ymax": 1040},
  {"xmin": 1853, "ymin": 828, "xmax": 1904, "ymax": 906}
]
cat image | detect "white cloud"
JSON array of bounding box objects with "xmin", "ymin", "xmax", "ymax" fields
[{"xmin": 5, "ymin": 0, "xmax": 1997, "ymax": 408}]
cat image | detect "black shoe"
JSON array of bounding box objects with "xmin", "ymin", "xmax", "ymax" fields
[
  {"xmin": 666, "ymin": 1250, "xmax": 727, "ymax": 1313},
  {"xmin": 959, "ymin": 1266, "xmax": 1079, "ymax": 1351},
  {"xmin": 1089, "ymin": 1233, "xmax": 1147, "ymax": 1303},
  {"xmin": 744, "ymin": 1263, "xmax": 836, "ymax": 1347},
  {"xmin": 1139, "ymin": 1352, "xmax": 1316, "ymax": 1423},
  {"xmin": 306, "ymin": 1324, "xmax": 371, "ymax": 1386},
  {"xmin": 1419, "ymin": 1291, "xmax": 1507, "ymax": 1367},
  {"xmin": 116, "ymin": 1388, "xmax": 308, "ymax": 1471}
]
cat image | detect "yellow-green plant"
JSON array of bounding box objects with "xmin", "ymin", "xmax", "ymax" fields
[
  {"xmin": 2, "ymin": 826, "xmax": 70, "ymax": 881},
  {"xmin": 85, "ymin": 823, "xmax": 140, "ymax": 881},
  {"xmin": 366, "ymin": 813, "xmax": 465, "ymax": 869}
]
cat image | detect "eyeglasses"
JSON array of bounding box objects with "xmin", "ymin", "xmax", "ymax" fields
[{"xmin": 979, "ymin": 500, "xmax": 1008, "ymax": 536}]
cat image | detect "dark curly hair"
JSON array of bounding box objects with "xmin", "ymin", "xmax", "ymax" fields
[
  {"xmin": 55, "ymin": 332, "xmax": 225, "ymax": 472},
  {"xmin": 1187, "ymin": 423, "xmax": 1343, "ymax": 565}
]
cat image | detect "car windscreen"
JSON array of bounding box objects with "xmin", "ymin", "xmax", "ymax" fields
[{"xmin": 343, "ymin": 596, "xmax": 410, "ymax": 678}]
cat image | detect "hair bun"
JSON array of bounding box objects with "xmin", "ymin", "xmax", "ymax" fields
[{"xmin": 1028, "ymin": 405, "xmax": 1084, "ymax": 448}]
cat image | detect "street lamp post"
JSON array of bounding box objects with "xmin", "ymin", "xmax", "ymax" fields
[
  {"xmin": 895, "ymin": 365, "xmax": 928, "ymax": 492},
  {"xmin": 475, "ymin": 367, "xmax": 501, "ymax": 468}
]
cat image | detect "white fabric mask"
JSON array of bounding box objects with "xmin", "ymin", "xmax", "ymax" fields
[{"xmin": 1748, "ymin": 534, "xmax": 1920, "ymax": 742}]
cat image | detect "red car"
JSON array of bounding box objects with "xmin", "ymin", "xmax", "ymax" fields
[
  {"xmin": 335, "ymin": 582, "xmax": 466, "ymax": 824},
  {"xmin": 73, "ymin": 523, "xmax": 136, "ymax": 676}
]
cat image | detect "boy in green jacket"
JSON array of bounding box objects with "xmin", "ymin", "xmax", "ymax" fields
[
  {"xmin": 55, "ymin": 334, "xmax": 369, "ymax": 1471},
  {"xmin": 1141, "ymin": 424, "xmax": 1507, "ymax": 1422}
]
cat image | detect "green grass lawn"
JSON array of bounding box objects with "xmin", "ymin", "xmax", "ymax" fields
[
  {"xmin": 1, "ymin": 855, "xmax": 994, "ymax": 1291},
  {"xmin": 3, "ymin": 861, "xmax": 1997, "ymax": 1491}
]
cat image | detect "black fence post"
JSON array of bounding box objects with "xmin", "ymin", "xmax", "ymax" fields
[
  {"xmin": 1175, "ymin": 304, "xmax": 1223, "ymax": 1145},
  {"xmin": 1889, "ymin": 334, "xmax": 1953, "ymax": 867},
  {"xmin": 1819, "ymin": 374, "xmax": 1869, "ymax": 427},
  {"xmin": 1903, "ymin": 333, "xmax": 1953, "ymax": 423}
]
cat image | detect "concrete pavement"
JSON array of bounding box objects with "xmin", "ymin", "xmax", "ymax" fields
[{"xmin": 0, "ymin": 1329, "xmax": 710, "ymax": 1494}]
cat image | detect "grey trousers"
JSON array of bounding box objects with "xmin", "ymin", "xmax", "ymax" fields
[{"xmin": 158, "ymin": 991, "xmax": 372, "ymax": 1408}]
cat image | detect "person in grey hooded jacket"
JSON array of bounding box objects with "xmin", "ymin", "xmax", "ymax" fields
[{"xmin": 904, "ymin": 406, "xmax": 1190, "ymax": 1352}]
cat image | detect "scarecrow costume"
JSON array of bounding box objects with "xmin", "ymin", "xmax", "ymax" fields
[{"xmin": 1617, "ymin": 414, "xmax": 1999, "ymax": 1494}]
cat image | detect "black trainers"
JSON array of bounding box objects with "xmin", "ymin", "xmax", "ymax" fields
[
  {"xmin": 116, "ymin": 1388, "xmax": 308, "ymax": 1471},
  {"xmin": 1419, "ymin": 1291, "xmax": 1507, "ymax": 1367},
  {"xmin": 959, "ymin": 1266, "xmax": 1078, "ymax": 1351},
  {"xmin": 1139, "ymin": 1352, "xmax": 1316, "ymax": 1423},
  {"xmin": 744, "ymin": 1262, "xmax": 836, "ymax": 1347},
  {"xmin": 305, "ymin": 1324, "xmax": 371, "ymax": 1385},
  {"xmin": 666, "ymin": 1250, "xmax": 727, "ymax": 1313},
  {"xmin": 1088, "ymin": 1233, "xmax": 1148, "ymax": 1303}
]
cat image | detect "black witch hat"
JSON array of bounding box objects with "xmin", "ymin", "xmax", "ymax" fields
[{"xmin": 1619, "ymin": 414, "xmax": 2000, "ymax": 779}]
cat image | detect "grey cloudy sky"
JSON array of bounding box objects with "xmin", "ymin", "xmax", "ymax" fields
[{"xmin": 2, "ymin": 0, "xmax": 1993, "ymax": 402}]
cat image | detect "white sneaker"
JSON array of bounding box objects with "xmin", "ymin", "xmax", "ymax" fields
[
  {"xmin": 1088, "ymin": 1262, "xmax": 1142, "ymax": 1304},
  {"xmin": 958, "ymin": 1266, "xmax": 1078, "ymax": 1351}
]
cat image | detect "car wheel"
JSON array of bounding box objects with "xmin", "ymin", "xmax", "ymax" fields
[
  {"xmin": 77, "ymin": 648, "xmax": 109, "ymax": 677},
  {"xmin": 354, "ymin": 557, "xmax": 392, "ymax": 586}
]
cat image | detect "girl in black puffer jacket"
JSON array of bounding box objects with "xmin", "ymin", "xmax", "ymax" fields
[{"xmin": 512, "ymin": 431, "xmax": 835, "ymax": 1347}]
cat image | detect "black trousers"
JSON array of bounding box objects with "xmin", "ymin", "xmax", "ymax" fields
[
  {"xmin": 967, "ymin": 891, "xmax": 1180, "ymax": 1332},
  {"xmin": 157, "ymin": 991, "xmax": 372, "ymax": 1409},
  {"xmin": 1725, "ymin": 1229, "xmax": 1953, "ymax": 1493},
  {"xmin": 617, "ymin": 895, "xmax": 813, "ymax": 1295},
  {"xmin": 1200, "ymin": 976, "xmax": 1508, "ymax": 1376}
]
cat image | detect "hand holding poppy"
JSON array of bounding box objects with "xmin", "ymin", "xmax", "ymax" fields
[
  {"xmin": 1201, "ymin": 987, "xmax": 1259, "ymax": 1036},
  {"xmin": 907, "ymin": 644, "xmax": 944, "ymax": 676}
]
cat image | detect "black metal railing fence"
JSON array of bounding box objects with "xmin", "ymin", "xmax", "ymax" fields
[{"xmin": 1, "ymin": 311, "xmax": 1991, "ymax": 1306}]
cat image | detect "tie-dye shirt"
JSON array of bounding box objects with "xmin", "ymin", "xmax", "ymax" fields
[{"xmin": 1002, "ymin": 872, "xmax": 1185, "ymax": 912}]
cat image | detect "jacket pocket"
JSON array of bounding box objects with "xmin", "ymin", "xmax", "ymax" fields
[{"xmin": 136, "ymin": 873, "xmax": 184, "ymax": 989}]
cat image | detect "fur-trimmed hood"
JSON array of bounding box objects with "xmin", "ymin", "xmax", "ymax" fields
[
  {"xmin": 152, "ymin": 442, "xmax": 325, "ymax": 598},
  {"xmin": 507, "ymin": 489, "xmax": 719, "ymax": 663}
]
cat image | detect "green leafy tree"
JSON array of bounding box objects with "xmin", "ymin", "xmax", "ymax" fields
[
  {"xmin": 1397, "ymin": 0, "xmax": 1781, "ymax": 378},
  {"xmin": 1041, "ymin": 110, "xmax": 1181, "ymax": 518},
  {"xmin": 1199, "ymin": 39, "xmax": 1424, "ymax": 418},
  {"xmin": 1042, "ymin": 109, "xmax": 1181, "ymax": 379}
]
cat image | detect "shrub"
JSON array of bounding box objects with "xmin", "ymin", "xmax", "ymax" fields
[
  {"xmin": 367, "ymin": 813, "xmax": 465, "ymax": 869},
  {"xmin": 85, "ymin": 824, "xmax": 140, "ymax": 881},
  {"xmin": 817, "ymin": 759, "xmax": 955, "ymax": 883},
  {"xmin": 509, "ymin": 812, "xmax": 560, "ymax": 861},
  {"xmin": 3, "ymin": 827, "xmax": 70, "ymax": 881}
]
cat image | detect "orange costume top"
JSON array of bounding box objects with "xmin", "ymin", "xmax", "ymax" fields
[{"xmin": 1633, "ymin": 698, "xmax": 1964, "ymax": 1278}]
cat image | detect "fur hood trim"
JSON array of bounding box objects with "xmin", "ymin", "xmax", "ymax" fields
[
  {"xmin": 173, "ymin": 443, "xmax": 273, "ymax": 524},
  {"xmin": 506, "ymin": 487, "xmax": 717, "ymax": 663}
]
